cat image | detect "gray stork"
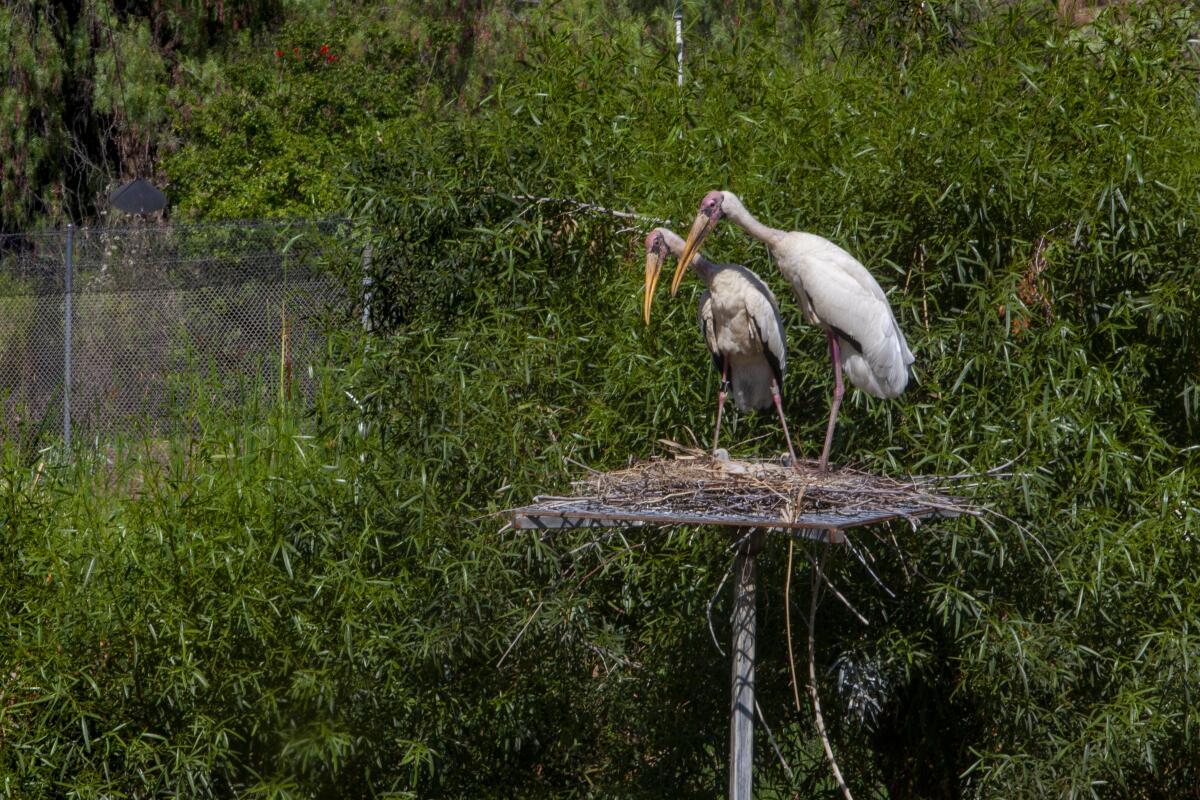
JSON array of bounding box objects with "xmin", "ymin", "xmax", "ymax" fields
[
  {"xmin": 672, "ymin": 191, "xmax": 914, "ymax": 470},
  {"xmin": 643, "ymin": 227, "xmax": 798, "ymax": 464}
]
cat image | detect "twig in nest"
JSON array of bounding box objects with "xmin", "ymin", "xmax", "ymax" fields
[
  {"xmin": 808, "ymin": 550, "xmax": 854, "ymax": 800},
  {"xmin": 564, "ymin": 444, "xmax": 975, "ymax": 524}
]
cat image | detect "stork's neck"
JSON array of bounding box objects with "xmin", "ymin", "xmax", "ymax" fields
[
  {"xmin": 661, "ymin": 230, "xmax": 718, "ymax": 287},
  {"xmin": 721, "ymin": 192, "xmax": 786, "ymax": 248},
  {"xmin": 686, "ymin": 253, "xmax": 720, "ymax": 287},
  {"xmin": 662, "ymin": 230, "xmax": 715, "ymax": 286}
]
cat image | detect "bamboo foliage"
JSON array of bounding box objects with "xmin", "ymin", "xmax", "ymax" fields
[{"xmin": 4, "ymin": 1, "xmax": 1200, "ymax": 798}]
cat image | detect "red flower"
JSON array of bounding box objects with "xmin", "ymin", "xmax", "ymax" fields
[
  {"xmin": 319, "ymin": 43, "xmax": 329, "ymax": 54},
  {"xmin": 274, "ymin": 48, "xmax": 283, "ymax": 58},
  {"xmin": 327, "ymin": 54, "xmax": 337, "ymax": 63}
]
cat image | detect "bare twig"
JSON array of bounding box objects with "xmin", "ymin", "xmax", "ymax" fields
[
  {"xmin": 707, "ymin": 554, "xmax": 737, "ymax": 657},
  {"xmin": 726, "ymin": 527, "xmax": 759, "ymax": 554},
  {"xmin": 802, "ymin": 548, "xmax": 869, "ymax": 627},
  {"xmin": 808, "ymin": 551, "xmax": 854, "ymax": 800},
  {"xmin": 842, "ymin": 532, "xmax": 896, "ymax": 599},
  {"xmin": 585, "ymin": 641, "xmax": 642, "ymax": 674},
  {"xmin": 573, "ymin": 538, "xmax": 651, "ymax": 588},
  {"xmin": 976, "ymin": 506, "xmax": 1063, "ymax": 581},
  {"xmin": 563, "ymin": 456, "xmax": 604, "ymax": 475},
  {"xmin": 887, "ymin": 528, "xmax": 914, "ymax": 583},
  {"xmin": 511, "ymin": 194, "xmax": 673, "ymax": 227},
  {"xmin": 754, "ymin": 698, "xmax": 794, "ymax": 781},
  {"xmin": 497, "ymin": 599, "xmax": 544, "ymax": 668},
  {"xmin": 785, "ymin": 540, "xmax": 803, "ymax": 712},
  {"xmin": 565, "ymin": 527, "xmax": 626, "ymax": 558}
]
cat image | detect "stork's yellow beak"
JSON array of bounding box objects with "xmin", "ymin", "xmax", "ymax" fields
[
  {"xmin": 671, "ymin": 210, "xmax": 716, "ymax": 296},
  {"xmin": 643, "ymin": 245, "xmax": 665, "ymax": 325}
]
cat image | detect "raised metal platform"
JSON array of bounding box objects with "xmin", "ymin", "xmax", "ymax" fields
[
  {"xmin": 504, "ymin": 446, "xmax": 967, "ymax": 544},
  {"xmin": 507, "ymin": 499, "xmax": 953, "ymax": 543}
]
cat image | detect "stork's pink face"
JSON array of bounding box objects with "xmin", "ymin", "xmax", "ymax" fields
[
  {"xmin": 698, "ymin": 190, "xmax": 725, "ymax": 220},
  {"xmin": 644, "ymin": 230, "xmax": 667, "ymax": 253},
  {"xmin": 642, "ymin": 230, "xmax": 669, "ymax": 325},
  {"xmin": 672, "ymin": 191, "xmax": 725, "ymax": 296}
]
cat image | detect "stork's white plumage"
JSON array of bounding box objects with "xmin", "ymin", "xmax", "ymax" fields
[
  {"xmin": 672, "ymin": 191, "xmax": 914, "ymax": 470},
  {"xmin": 643, "ymin": 227, "xmax": 798, "ymax": 464}
]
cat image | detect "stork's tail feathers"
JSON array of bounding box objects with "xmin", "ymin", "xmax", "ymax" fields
[
  {"xmin": 729, "ymin": 359, "xmax": 776, "ymax": 412},
  {"xmin": 842, "ymin": 349, "xmax": 912, "ymax": 399},
  {"xmin": 840, "ymin": 319, "xmax": 915, "ymax": 399}
]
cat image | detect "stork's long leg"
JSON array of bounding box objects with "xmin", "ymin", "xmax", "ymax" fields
[
  {"xmin": 819, "ymin": 331, "xmax": 844, "ymax": 471},
  {"xmin": 712, "ymin": 360, "xmax": 730, "ymax": 453},
  {"xmin": 771, "ymin": 379, "xmax": 799, "ymax": 468}
]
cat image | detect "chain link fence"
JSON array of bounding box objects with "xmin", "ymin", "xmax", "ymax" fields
[{"xmin": 0, "ymin": 219, "xmax": 356, "ymax": 446}]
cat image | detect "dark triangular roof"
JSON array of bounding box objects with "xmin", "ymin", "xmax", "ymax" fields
[{"xmin": 110, "ymin": 179, "xmax": 167, "ymax": 214}]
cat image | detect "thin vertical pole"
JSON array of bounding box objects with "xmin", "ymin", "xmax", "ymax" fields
[
  {"xmin": 730, "ymin": 530, "xmax": 763, "ymax": 800},
  {"xmin": 674, "ymin": 3, "xmax": 684, "ymax": 88},
  {"xmin": 63, "ymin": 224, "xmax": 73, "ymax": 450},
  {"xmin": 361, "ymin": 240, "xmax": 373, "ymax": 332},
  {"xmin": 1192, "ymin": 39, "xmax": 1200, "ymax": 105}
]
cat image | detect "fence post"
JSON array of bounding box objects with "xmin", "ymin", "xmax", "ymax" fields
[
  {"xmin": 63, "ymin": 224, "xmax": 73, "ymax": 449},
  {"xmin": 675, "ymin": 1, "xmax": 684, "ymax": 88},
  {"xmin": 361, "ymin": 240, "xmax": 373, "ymax": 332}
]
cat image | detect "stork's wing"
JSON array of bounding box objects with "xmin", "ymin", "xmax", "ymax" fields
[
  {"xmin": 697, "ymin": 290, "xmax": 723, "ymax": 374},
  {"xmin": 736, "ymin": 268, "xmax": 787, "ymax": 386},
  {"xmin": 791, "ymin": 239, "xmax": 913, "ymax": 397}
]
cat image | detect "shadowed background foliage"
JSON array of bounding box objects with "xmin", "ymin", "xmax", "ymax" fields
[{"xmin": 3, "ymin": 0, "xmax": 1200, "ymax": 797}]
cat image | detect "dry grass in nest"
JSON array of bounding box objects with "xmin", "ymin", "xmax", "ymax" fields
[{"xmin": 524, "ymin": 440, "xmax": 979, "ymax": 529}]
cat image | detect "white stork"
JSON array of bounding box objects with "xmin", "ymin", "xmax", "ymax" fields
[
  {"xmin": 671, "ymin": 191, "xmax": 914, "ymax": 470},
  {"xmin": 643, "ymin": 227, "xmax": 799, "ymax": 464}
]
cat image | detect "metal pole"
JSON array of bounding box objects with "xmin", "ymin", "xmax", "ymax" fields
[
  {"xmin": 730, "ymin": 530, "xmax": 763, "ymax": 800},
  {"xmin": 63, "ymin": 224, "xmax": 73, "ymax": 450},
  {"xmin": 361, "ymin": 240, "xmax": 373, "ymax": 332},
  {"xmin": 1190, "ymin": 40, "xmax": 1200, "ymax": 105},
  {"xmin": 674, "ymin": 2, "xmax": 684, "ymax": 88}
]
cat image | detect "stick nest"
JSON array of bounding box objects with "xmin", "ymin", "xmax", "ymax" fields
[{"xmin": 549, "ymin": 441, "xmax": 974, "ymax": 524}]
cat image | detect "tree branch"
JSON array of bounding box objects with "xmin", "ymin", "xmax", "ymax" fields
[{"xmin": 511, "ymin": 194, "xmax": 674, "ymax": 227}]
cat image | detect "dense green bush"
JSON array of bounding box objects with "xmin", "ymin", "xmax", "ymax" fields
[
  {"xmin": 5, "ymin": 1, "xmax": 1200, "ymax": 798},
  {"xmin": 347, "ymin": 1, "xmax": 1200, "ymax": 795},
  {"xmin": 163, "ymin": 9, "xmax": 433, "ymax": 219},
  {"xmin": 0, "ymin": 0, "xmax": 286, "ymax": 230}
]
